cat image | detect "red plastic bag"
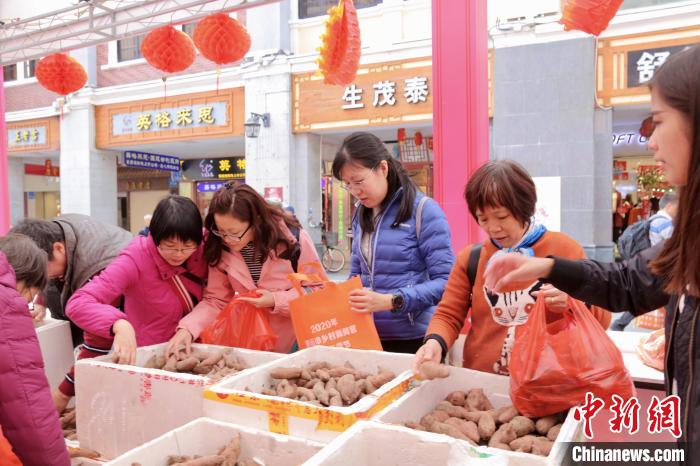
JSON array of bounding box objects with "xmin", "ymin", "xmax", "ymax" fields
[
  {"xmin": 200, "ymin": 291, "xmax": 277, "ymax": 351},
  {"xmin": 510, "ymin": 294, "xmax": 635, "ymax": 418},
  {"xmin": 0, "ymin": 428, "xmax": 21, "ymax": 466}
]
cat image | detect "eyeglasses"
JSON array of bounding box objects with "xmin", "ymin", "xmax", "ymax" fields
[
  {"xmin": 211, "ymin": 223, "xmax": 251, "ymax": 242},
  {"xmin": 340, "ymin": 167, "xmax": 378, "ymax": 192},
  {"xmin": 157, "ymin": 246, "xmax": 198, "ymax": 255}
]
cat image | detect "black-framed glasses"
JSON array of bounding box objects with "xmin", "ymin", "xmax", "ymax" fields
[{"xmin": 211, "ymin": 223, "xmax": 251, "ymax": 242}]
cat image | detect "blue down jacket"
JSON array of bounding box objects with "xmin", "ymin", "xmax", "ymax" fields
[{"xmin": 350, "ymin": 188, "xmax": 455, "ymax": 340}]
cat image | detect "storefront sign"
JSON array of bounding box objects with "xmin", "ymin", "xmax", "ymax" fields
[
  {"xmin": 627, "ymin": 45, "xmax": 690, "ymax": 88},
  {"xmin": 8, "ymin": 126, "xmax": 47, "ymax": 147},
  {"xmin": 196, "ymin": 181, "xmax": 227, "ymax": 193},
  {"xmin": 25, "ymin": 160, "xmax": 60, "ymax": 177},
  {"xmin": 124, "ymin": 151, "xmax": 181, "ymax": 172},
  {"xmin": 112, "ymin": 102, "xmax": 227, "ymax": 136},
  {"xmin": 182, "ymin": 157, "xmax": 245, "ymax": 181},
  {"xmin": 613, "ymin": 133, "xmax": 648, "ymax": 146},
  {"xmin": 264, "ymin": 187, "xmax": 284, "ymax": 203}
]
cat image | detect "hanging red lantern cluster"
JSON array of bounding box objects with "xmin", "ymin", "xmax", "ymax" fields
[
  {"xmin": 317, "ymin": 0, "xmax": 361, "ymax": 86},
  {"xmin": 193, "ymin": 13, "xmax": 251, "ymax": 65},
  {"xmin": 35, "ymin": 53, "xmax": 87, "ymax": 95},
  {"xmin": 639, "ymin": 116, "xmax": 655, "ymax": 138},
  {"xmin": 141, "ymin": 25, "xmax": 196, "ymax": 73},
  {"xmin": 560, "ymin": 0, "xmax": 624, "ymax": 36}
]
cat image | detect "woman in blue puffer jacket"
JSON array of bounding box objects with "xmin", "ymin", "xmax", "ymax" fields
[{"xmin": 333, "ymin": 132, "xmax": 455, "ymax": 353}]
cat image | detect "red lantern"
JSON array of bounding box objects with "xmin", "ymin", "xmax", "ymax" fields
[
  {"xmin": 193, "ymin": 13, "xmax": 251, "ymax": 65},
  {"xmin": 560, "ymin": 0, "xmax": 624, "ymax": 36},
  {"xmin": 35, "ymin": 53, "xmax": 87, "ymax": 95},
  {"xmin": 141, "ymin": 25, "xmax": 196, "ymax": 73},
  {"xmin": 397, "ymin": 128, "xmax": 406, "ymax": 143},
  {"xmin": 639, "ymin": 116, "xmax": 654, "ymax": 138},
  {"xmin": 414, "ymin": 131, "xmax": 423, "ymax": 147},
  {"xmin": 317, "ymin": 0, "xmax": 361, "ymax": 86}
]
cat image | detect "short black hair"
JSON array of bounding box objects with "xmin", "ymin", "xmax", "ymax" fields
[
  {"xmin": 10, "ymin": 218, "xmax": 64, "ymax": 259},
  {"xmin": 149, "ymin": 195, "xmax": 203, "ymax": 246},
  {"xmin": 0, "ymin": 233, "xmax": 48, "ymax": 290}
]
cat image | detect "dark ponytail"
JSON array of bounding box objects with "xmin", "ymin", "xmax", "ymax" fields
[{"xmin": 332, "ymin": 132, "xmax": 416, "ymax": 234}]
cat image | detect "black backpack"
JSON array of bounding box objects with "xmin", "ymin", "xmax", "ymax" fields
[
  {"xmin": 617, "ymin": 215, "xmax": 660, "ymax": 260},
  {"xmin": 466, "ymin": 244, "xmax": 482, "ymax": 309},
  {"xmin": 280, "ymin": 225, "xmax": 302, "ymax": 273}
]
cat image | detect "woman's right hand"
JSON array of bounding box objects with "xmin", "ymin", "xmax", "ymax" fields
[
  {"xmin": 412, "ymin": 339, "xmax": 442, "ymax": 375},
  {"xmin": 165, "ymin": 328, "xmax": 193, "ymax": 357},
  {"xmin": 484, "ymin": 254, "xmax": 555, "ymax": 292}
]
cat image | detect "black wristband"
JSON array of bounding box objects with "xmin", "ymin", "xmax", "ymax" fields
[{"xmin": 423, "ymin": 333, "xmax": 448, "ymax": 362}]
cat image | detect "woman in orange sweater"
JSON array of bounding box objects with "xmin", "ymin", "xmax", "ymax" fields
[{"xmin": 414, "ymin": 160, "xmax": 610, "ymax": 375}]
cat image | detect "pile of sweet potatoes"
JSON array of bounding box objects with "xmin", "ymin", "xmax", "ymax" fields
[
  {"xmin": 137, "ymin": 349, "xmax": 249, "ymax": 383},
  {"xmin": 257, "ymin": 362, "xmax": 396, "ymax": 407},
  {"xmin": 404, "ymin": 388, "xmax": 565, "ymax": 456},
  {"xmin": 130, "ymin": 433, "xmax": 260, "ymax": 466}
]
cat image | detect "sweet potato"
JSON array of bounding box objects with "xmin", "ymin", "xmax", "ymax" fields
[
  {"xmin": 163, "ymin": 355, "xmax": 178, "ymax": 372},
  {"xmin": 478, "ymin": 412, "xmax": 497, "ymax": 440},
  {"xmin": 300, "ymin": 369, "xmax": 312, "ymax": 380},
  {"xmin": 325, "ymin": 377, "xmax": 337, "ymax": 391},
  {"xmin": 509, "ymin": 434, "xmax": 537, "ymax": 453},
  {"xmin": 305, "ymin": 378, "xmax": 321, "ymax": 389},
  {"xmin": 276, "ymin": 379, "xmax": 297, "ymax": 399},
  {"xmin": 329, "ymin": 394, "xmax": 343, "ymax": 406},
  {"xmin": 236, "ymin": 460, "xmax": 259, "ymax": 466},
  {"xmin": 488, "ymin": 423, "xmax": 517, "ymax": 448},
  {"xmin": 436, "ymin": 402, "xmax": 471, "ymax": 420},
  {"xmin": 167, "ymin": 456, "xmax": 191, "ymax": 465},
  {"xmin": 296, "ymin": 387, "xmax": 316, "ymax": 401},
  {"xmin": 497, "ymin": 406, "xmax": 519, "ymax": 424},
  {"xmin": 270, "ymin": 367, "xmax": 302, "ymax": 380},
  {"xmin": 547, "ymin": 423, "xmax": 562, "ymax": 441},
  {"xmin": 532, "ymin": 437, "xmax": 553, "ymax": 456},
  {"xmin": 219, "ymin": 433, "xmax": 241, "ymax": 466},
  {"xmin": 466, "ymin": 389, "xmax": 494, "ymax": 411},
  {"xmin": 417, "ymin": 361, "xmax": 450, "ymax": 380},
  {"xmin": 337, "ymin": 374, "xmax": 361, "ymax": 405},
  {"xmin": 490, "ymin": 443, "xmax": 512, "ymax": 451},
  {"xmin": 446, "ymin": 391, "xmax": 466, "ymax": 406},
  {"xmin": 313, "ymin": 381, "xmax": 330, "ymax": 406},
  {"xmin": 509, "ymin": 416, "xmax": 536, "ymax": 437},
  {"xmin": 201, "ymin": 350, "xmax": 224, "ymax": 367},
  {"xmin": 307, "ymin": 361, "xmax": 330, "ymax": 371},
  {"xmin": 316, "ymin": 369, "xmax": 331, "ymax": 382},
  {"xmin": 420, "ymin": 413, "xmax": 439, "ymax": 429},
  {"xmin": 444, "ymin": 417, "xmax": 480, "ymax": 444},
  {"xmin": 432, "ymin": 410, "xmax": 450, "ymax": 423},
  {"xmin": 405, "ymin": 421, "xmax": 426, "ymax": 431},
  {"xmin": 172, "ymin": 456, "xmax": 225, "ymax": 466},
  {"xmin": 461, "ymin": 410, "xmax": 486, "ymax": 423},
  {"xmin": 536, "ymin": 415, "xmax": 559, "ymax": 435},
  {"xmin": 429, "ymin": 421, "xmax": 474, "ymax": 444},
  {"xmin": 192, "ymin": 363, "xmax": 213, "ymax": 375},
  {"xmin": 329, "ymin": 366, "xmax": 356, "ymax": 378},
  {"xmin": 176, "ymin": 356, "xmax": 199, "ymax": 372},
  {"xmin": 367, "ymin": 369, "xmax": 395, "ymax": 388},
  {"xmin": 143, "ymin": 354, "xmax": 159, "ymax": 369},
  {"xmin": 364, "ymin": 379, "xmax": 377, "ymax": 394}
]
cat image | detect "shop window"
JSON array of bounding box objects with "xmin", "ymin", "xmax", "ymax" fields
[
  {"xmin": 117, "ymin": 34, "xmax": 145, "ymax": 62},
  {"xmin": 24, "ymin": 59, "xmax": 37, "ymax": 78},
  {"xmin": 3, "ymin": 64, "xmax": 17, "ymax": 82},
  {"xmin": 182, "ymin": 22, "xmax": 197, "ymax": 37},
  {"xmin": 298, "ymin": 0, "xmax": 382, "ymax": 19}
]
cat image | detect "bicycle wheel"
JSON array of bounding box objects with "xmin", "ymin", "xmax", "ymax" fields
[{"xmin": 322, "ymin": 247, "xmax": 346, "ymax": 273}]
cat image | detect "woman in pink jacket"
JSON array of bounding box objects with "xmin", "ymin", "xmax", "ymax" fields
[
  {"xmin": 66, "ymin": 195, "xmax": 208, "ymax": 365},
  {"xmin": 0, "ymin": 234, "xmax": 70, "ymax": 466},
  {"xmin": 167, "ymin": 183, "xmax": 325, "ymax": 355}
]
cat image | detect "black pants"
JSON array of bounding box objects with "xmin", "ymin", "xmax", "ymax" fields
[
  {"xmin": 611, "ymin": 311, "xmax": 636, "ymax": 331},
  {"xmin": 381, "ymin": 338, "xmax": 424, "ymax": 354}
]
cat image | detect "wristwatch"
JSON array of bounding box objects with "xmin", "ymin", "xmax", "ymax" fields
[{"xmin": 391, "ymin": 292, "xmax": 404, "ymax": 313}]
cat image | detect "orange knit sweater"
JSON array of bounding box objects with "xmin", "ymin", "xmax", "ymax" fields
[{"xmin": 426, "ymin": 231, "xmax": 611, "ymax": 375}]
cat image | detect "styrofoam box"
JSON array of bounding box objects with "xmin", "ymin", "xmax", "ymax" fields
[
  {"xmin": 302, "ymin": 420, "xmax": 503, "ymax": 466},
  {"xmin": 75, "ymin": 343, "xmax": 282, "ymax": 460},
  {"xmin": 36, "ymin": 317, "xmax": 75, "ymax": 391},
  {"xmin": 106, "ymin": 418, "xmax": 324, "ymax": 466},
  {"xmin": 203, "ymin": 346, "xmax": 414, "ymax": 442},
  {"xmin": 374, "ymin": 366, "xmax": 583, "ymax": 466}
]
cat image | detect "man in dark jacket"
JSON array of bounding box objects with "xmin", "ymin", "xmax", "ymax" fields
[{"xmin": 11, "ymin": 214, "xmax": 133, "ymax": 411}]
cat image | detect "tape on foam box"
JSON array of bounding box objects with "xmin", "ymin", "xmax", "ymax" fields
[
  {"xmin": 105, "ymin": 418, "xmax": 324, "ymax": 466},
  {"xmin": 203, "ymin": 346, "xmax": 414, "ymax": 442},
  {"xmin": 75, "ymin": 343, "xmax": 281, "ymax": 460},
  {"xmin": 374, "ymin": 366, "xmax": 583, "ymax": 466}
]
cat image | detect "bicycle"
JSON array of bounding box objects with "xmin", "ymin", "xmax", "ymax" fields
[{"xmin": 317, "ymin": 234, "xmax": 346, "ymax": 273}]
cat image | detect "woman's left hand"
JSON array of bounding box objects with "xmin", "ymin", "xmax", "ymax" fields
[
  {"xmin": 237, "ymin": 289, "xmax": 275, "ymax": 308},
  {"xmin": 349, "ymin": 288, "xmax": 393, "ymax": 313},
  {"xmin": 533, "ymin": 283, "xmax": 569, "ymax": 313}
]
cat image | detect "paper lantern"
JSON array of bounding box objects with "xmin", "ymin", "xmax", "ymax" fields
[
  {"xmin": 193, "ymin": 13, "xmax": 251, "ymax": 65},
  {"xmin": 141, "ymin": 25, "xmax": 196, "ymax": 73},
  {"xmin": 560, "ymin": 0, "xmax": 624, "ymax": 36},
  {"xmin": 639, "ymin": 116, "xmax": 654, "ymax": 138},
  {"xmin": 35, "ymin": 53, "xmax": 87, "ymax": 95},
  {"xmin": 317, "ymin": 0, "xmax": 361, "ymax": 86},
  {"xmin": 414, "ymin": 131, "xmax": 423, "ymax": 147}
]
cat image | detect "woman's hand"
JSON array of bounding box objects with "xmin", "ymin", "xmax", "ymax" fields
[
  {"xmin": 30, "ymin": 303, "xmax": 47, "ymax": 323},
  {"xmin": 111, "ymin": 319, "xmax": 137, "ymax": 365},
  {"xmin": 165, "ymin": 328, "xmax": 193, "ymax": 357},
  {"xmin": 348, "ymin": 288, "xmax": 393, "ymax": 313},
  {"xmin": 412, "ymin": 339, "xmax": 442, "ymax": 375},
  {"xmin": 237, "ymin": 289, "xmax": 275, "ymax": 308},
  {"xmin": 484, "ymin": 255, "xmax": 555, "ymax": 292},
  {"xmin": 533, "ymin": 284, "xmax": 569, "ymax": 313}
]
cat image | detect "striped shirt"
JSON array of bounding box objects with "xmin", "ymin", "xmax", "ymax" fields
[
  {"xmin": 240, "ymin": 243, "xmax": 265, "ymax": 284},
  {"xmin": 649, "ymin": 210, "xmax": 674, "ymax": 246}
]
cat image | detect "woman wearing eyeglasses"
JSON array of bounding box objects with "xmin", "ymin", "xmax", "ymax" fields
[
  {"xmin": 65, "ymin": 195, "xmax": 208, "ymax": 365},
  {"xmin": 166, "ymin": 183, "xmax": 326, "ymax": 355},
  {"xmin": 332, "ymin": 132, "xmax": 455, "ymax": 354}
]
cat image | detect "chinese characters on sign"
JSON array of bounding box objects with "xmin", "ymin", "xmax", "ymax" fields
[
  {"xmin": 112, "ymin": 102, "xmax": 228, "ymax": 135},
  {"xmin": 181, "ymin": 157, "xmax": 245, "ymax": 181},
  {"xmin": 7, "ymin": 126, "xmax": 47, "ymax": 147},
  {"xmin": 573, "ymin": 392, "xmax": 682, "ymax": 439},
  {"xmin": 627, "ymin": 45, "xmax": 689, "ymax": 88},
  {"xmin": 196, "ymin": 181, "xmax": 227, "ymax": 193},
  {"xmin": 302, "ymin": 318, "xmax": 359, "ymax": 349},
  {"xmin": 124, "ymin": 151, "xmax": 181, "ymax": 172},
  {"xmin": 342, "ymin": 76, "xmax": 430, "ymax": 110}
]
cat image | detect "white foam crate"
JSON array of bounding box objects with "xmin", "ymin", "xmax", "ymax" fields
[
  {"xmin": 302, "ymin": 420, "xmax": 497, "ymax": 466},
  {"xmin": 374, "ymin": 366, "xmax": 583, "ymax": 466},
  {"xmin": 75, "ymin": 343, "xmax": 282, "ymax": 459},
  {"xmin": 203, "ymin": 346, "xmax": 414, "ymax": 443},
  {"xmin": 36, "ymin": 317, "xmax": 75, "ymax": 391},
  {"xmin": 106, "ymin": 418, "xmax": 324, "ymax": 466}
]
